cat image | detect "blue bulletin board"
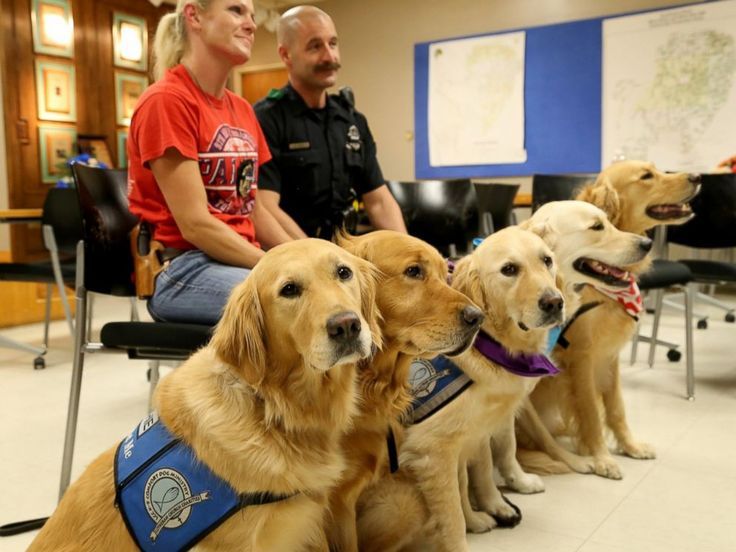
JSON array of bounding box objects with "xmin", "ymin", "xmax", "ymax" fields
[
  {"xmin": 414, "ymin": 18, "xmax": 602, "ymax": 179},
  {"xmin": 414, "ymin": 1, "xmax": 724, "ymax": 178}
]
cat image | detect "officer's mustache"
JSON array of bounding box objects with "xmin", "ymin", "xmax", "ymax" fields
[{"xmin": 314, "ymin": 61, "xmax": 341, "ymax": 72}]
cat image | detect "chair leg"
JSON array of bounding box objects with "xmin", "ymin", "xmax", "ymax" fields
[
  {"xmin": 148, "ymin": 360, "xmax": 160, "ymax": 413},
  {"xmin": 130, "ymin": 297, "xmax": 140, "ymax": 322},
  {"xmin": 684, "ymin": 283, "xmax": 695, "ymax": 401},
  {"xmin": 694, "ymin": 291, "xmax": 735, "ymax": 318},
  {"xmin": 647, "ymin": 289, "xmax": 665, "ymax": 367},
  {"xmin": 85, "ymin": 293, "xmax": 95, "ymax": 341},
  {"xmin": 43, "ymin": 283, "xmax": 52, "ymax": 351},
  {"xmin": 59, "ymin": 289, "xmax": 88, "ymax": 501},
  {"xmin": 629, "ymin": 321, "xmax": 640, "ymax": 365}
]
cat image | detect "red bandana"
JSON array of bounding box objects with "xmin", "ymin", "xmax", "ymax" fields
[{"xmin": 594, "ymin": 276, "xmax": 643, "ymax": 318}]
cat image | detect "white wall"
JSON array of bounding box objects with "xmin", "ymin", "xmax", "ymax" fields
[{"xmin": 245, "ymin": 0, "xmax": 698, "ymax": 182}]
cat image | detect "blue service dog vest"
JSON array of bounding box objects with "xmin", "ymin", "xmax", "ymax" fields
[
  {"xmin": 114, "ymin": 412, "xmax": 293, "ymax": 552},
  {"xmin": 408, "ymin": 355, "xmax": 473, "ymax": 424}
]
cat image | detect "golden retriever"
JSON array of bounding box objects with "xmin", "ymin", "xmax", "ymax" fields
[
  {"xmin": 29, "ymin": 239, "xmax": 381, "ymax": 552},
  {"xmin": 513, "ymin": 200, "xmax": 655, "ymax": 475},
  {"xmin": 530, "ymin": 160, "xmax": 700, "ymax": 479},
  {"xmin": 357, "ymin": 227, "xmax": 565, "ymax": 552},
  {"xmin": 325, "ymin": 231, "xmax": 484, "ymax": 552}
]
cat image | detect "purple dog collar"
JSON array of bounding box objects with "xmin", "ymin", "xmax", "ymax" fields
[{"xmin": 473, "ymin": 331, "xmax": 560, "ymax": 377}]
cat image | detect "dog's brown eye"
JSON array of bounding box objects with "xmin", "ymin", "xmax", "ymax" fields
[
  {"xmin": 501, "ymin": 263, "xmax": 518, "ymax": 277},
  {"xmin": 591, "ymin": 222, "xmax": 604, "ymax": 231},
  {"xmin": 543, "ymin": 256, "xmax": 553, "ymax": 268},
  {"xmin": 641, "ymin": 172, "xmax": 653, "ymax": 180},
  {"xmin": 280, "ymin": 282, "xmax": 301, "ymax": 297},
  {"xmin": 337, "ymin": 265, "xmax": 353, "ymax": 281},
  {"xmin": 404, "ymin": 265, "xmax": 423, "ymax": 279}
]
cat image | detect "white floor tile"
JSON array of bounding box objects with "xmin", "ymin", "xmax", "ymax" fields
[{"xmin": 1, "ymin": 294, "xmax": 735, "ymax": 551}]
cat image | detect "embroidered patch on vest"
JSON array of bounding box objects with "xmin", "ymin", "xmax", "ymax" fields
[
  {"xmin": 115, "ymin": 412, "xmax": 293, "ymax": 552},
  {"xmin": 408, "ymin": 356, "xmax": 473, "ymax": 424}
]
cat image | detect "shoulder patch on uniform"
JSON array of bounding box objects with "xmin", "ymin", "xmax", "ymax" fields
[{"xmin": 267, "ymin": 88, "xmax": 285, "ymax": 100}]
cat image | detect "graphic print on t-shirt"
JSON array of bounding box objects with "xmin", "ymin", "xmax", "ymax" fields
[{"xmin": 199, "ymin": 124, "xmax": 259, "ymax": 216}]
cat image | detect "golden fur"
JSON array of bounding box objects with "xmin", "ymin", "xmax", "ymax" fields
[
  {"xmin": 515, "ymin": 199, "xmax": 654, "ymax": 474},
  {"xmin": 29, "ymin": 239, "xmax": 382, "ymax": 552},
  {"xmin": 326, "ymin": 230, "xmax": 483, "ymax": 552},
  {"xmin": 530, "ymin": 160, "xmax": 700, "ymax": 479},
  {"xmin": 356, "ymin": 227, "xmax": 565, "ymax": 552}
]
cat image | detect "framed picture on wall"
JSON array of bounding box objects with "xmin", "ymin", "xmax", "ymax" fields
[
  {"xmin": 35, "ymin": 59, "xmax": 77, "ymax": 122},
  {"xmin": 115, "ymin": 72, "xmax": 148, "ymax": 126},
  {"xmin": 112, "ymin": 12, "xmax": 148, "ymax": 71},
  {"xmin": 77, "ymin": 134, "xmax": 113, "ymax": 167},
  {"xmin": 38, "ymin": 125, "xmax": 77, "ymax": 183},
  {"xmin": 117, "ymin": 130, "xmax": 128, "ymax": 168},
  {"xmin": 31, "ymin": 0, "xmax": 74, "ymax": 58}
]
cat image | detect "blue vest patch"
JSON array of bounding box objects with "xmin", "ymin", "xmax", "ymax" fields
[
  {"xmin": 547, "ymin": 326, "xmax": 562, "ymax": 354},
  {"xmin": 114, "ymin": 412, "xmax": 293, "ymax": 552},
  {"xmin": 408, "ymin": 356, "xmax": 473, "ymax": 424}
]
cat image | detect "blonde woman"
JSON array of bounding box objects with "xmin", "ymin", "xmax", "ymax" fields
[{"xmin": 128, "ymin": 0, "xmax": 291, "ymax": 324}]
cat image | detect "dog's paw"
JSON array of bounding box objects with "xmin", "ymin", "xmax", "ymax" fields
[
  {"xmin": 505, "ymin": 472, "xmax": 545, "ymax": 494},
  {"xmin": 594, "ymin": 456, "xmax": 623, "ymax": 480},
  {"xmin": 568, "ymin": 455, "xmax": 596, "ymax": 474},
  {"xmin": 464, "ymin": 510, "xmax": 497, "ymax": 533},
  {"xmin": 621, "ymin": 441, "xmax": 656, "ymax": 460},
  {"xmin": 487, "ymin": 495, "xmax": 522, "ymax": 528}
]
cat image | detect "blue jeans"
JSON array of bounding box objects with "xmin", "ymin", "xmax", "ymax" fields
[{"xmin": 147, "ymin": 250, "xmax": 251, "ymax": 325}]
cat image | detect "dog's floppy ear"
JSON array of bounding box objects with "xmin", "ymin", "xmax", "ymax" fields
[
  {"xmin": 355, "ymin": 256, "xmax": 383, "ymax": 351},
  {"xmin": 210, "ymin": 277, "xmax": 266, "ymax": 387},
  {"xmin": 578, "ymin": 177, "xmax": 621, "ymax": 226},
  {"xmin": 524, "ymin": 220, "xmax": 557, "ymax": 249},
  {"xmin": 451, "ymin": 254, "xmax": 486, "ymax": 310}
]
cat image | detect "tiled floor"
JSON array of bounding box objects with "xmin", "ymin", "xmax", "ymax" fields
[{"xmin": 1, "ymin": 294, "xmax": 735, "ymax": 551}]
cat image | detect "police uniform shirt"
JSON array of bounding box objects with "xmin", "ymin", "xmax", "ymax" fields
[{"xmin": 254, "ymin": 84, "xmax": 385, "ymax": 237}]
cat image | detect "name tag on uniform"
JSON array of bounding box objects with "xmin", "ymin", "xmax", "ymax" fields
[{"xmin": 288, "ymin": 141, "xmax": 310, "ymax": 150}]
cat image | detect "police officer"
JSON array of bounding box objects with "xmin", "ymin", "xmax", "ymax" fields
[{"xmin": 253, "ymin": 5, "xmax": 406, "ymax": 239}]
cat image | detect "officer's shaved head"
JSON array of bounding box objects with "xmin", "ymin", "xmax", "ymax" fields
[{"xmin": 277, "ymin": 5, "xmax": 333, "ymax": 48}]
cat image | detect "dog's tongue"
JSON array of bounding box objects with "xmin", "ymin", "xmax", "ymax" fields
[{"xmin": 589, "ymin": 260, "xmax": 627, "ymax": 279}]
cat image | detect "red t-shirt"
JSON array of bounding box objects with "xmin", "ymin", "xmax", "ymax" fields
[{"xmin": 127, "ymin": 64, "xmax": 271, "ymax": 249}]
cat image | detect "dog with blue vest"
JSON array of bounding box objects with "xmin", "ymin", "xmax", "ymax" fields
[
  {"xmin": 29, "ymin": 239, "xmax": 382, "ymax": 552},
  {"xmin": 325, "ymin": 230, "xmax": 484, "ymax": 552}
]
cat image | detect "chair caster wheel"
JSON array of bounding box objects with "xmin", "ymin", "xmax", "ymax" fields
[
  {"xmin": 726, "ymin": 313, "xmax": 735, "ymax": 323},
  {"xmin": 667, "ymin": 349, "xmax": 681, "ymax": 362},
  {"xmin": 645, "ymin": 308, "xmax": 655, "ymax": 315},
  {"xmin": 33, "ymin": 356, "xmax": 46, "ymax": 370},
  {"xmin": 697, "ymin": 319, "xmax": 708, "ymax": 330}
]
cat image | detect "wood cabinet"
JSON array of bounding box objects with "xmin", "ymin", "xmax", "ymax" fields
[{"xmin": 1, "ymin": 0, "xmax": 167, "ymax": 262}]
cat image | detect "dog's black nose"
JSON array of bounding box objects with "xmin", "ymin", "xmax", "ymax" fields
[
  {"xmin": 327, "ymin": 311, "xmax": 362, "ymax": 343},
  {"xmin": 639, "ymin": 237, "xmax": 653, "ymax": 252},
  {"xmin": 460, "ymin": 305, "xmax": 484, "ymax": 328},
  {"xmin": 688, "ymin": 173, "xmax": 701, "ymax": 184},
  {"xmin": 538, "ymin": 292, "xmax": 564, "ymax": 314}
]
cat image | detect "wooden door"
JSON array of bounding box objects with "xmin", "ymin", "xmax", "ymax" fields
[{"xmin": 239, "ymin": 66, "xmax": 288, "ymax": 105}]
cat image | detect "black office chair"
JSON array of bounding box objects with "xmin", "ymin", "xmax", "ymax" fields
[
  {"xmin": 58, "ymin": 164, "xmax": 214, "ymax": 499},
  {"xmin": 666, "ymin": 172, "xmax": 736, "ymax": 325},
  {"xmin": 0, "ymin": 188, "xmax": 80, "ymax": 368},
  {"xmin": 386, "ymin": 179, "xmax": 478, "ymax": 257},
  {"xmin": 531, "ymin": 174, "xmax": 594, "ymax": 212},
  {"xmin": 473, "ymin": 182, "xmax": 520, "ymax": 236}
]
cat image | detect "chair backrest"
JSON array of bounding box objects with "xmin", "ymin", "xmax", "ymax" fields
[
  {"xmin": 41, "ymin": 187, "xmax": 83, "ymax": 255},
  {"xmin": 666, "ymin": 172, "xmax": 736, "ymax": 249},
  {"xmin": 473, "ymin": 182, "xmax": 520, "ymax": 235},
  {"xmin": 531, "ymin": 174, "xmax": 595, "ymax": 212},
  {"xmin": 387, "ymin": 179, "xmax": 478, "ymax": 256},
  {"xmin": 71, "ymin": 164, "xmax": 138, "ymax": 296}
]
